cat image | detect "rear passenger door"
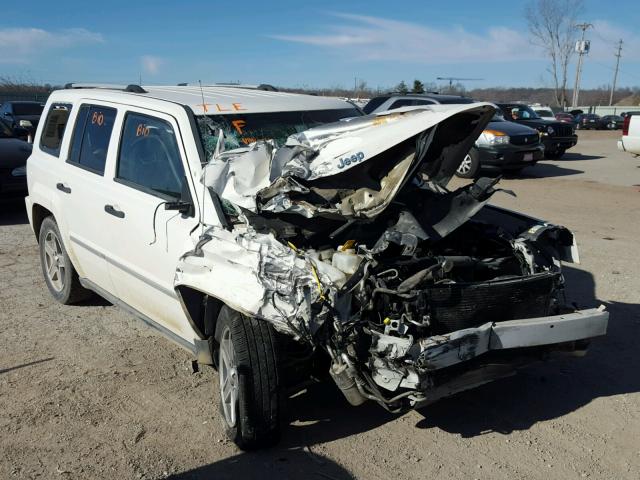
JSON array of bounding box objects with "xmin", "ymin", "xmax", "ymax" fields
[
  {"xmin": 102, "ymin": 108, "xmax": 200, "ymax": 343},
  {"xmin": 58, "ymin": 103, "xmax": 119, "ymax": 294}
]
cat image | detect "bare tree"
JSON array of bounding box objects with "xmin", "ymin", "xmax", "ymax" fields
[{"xmin": 525, "ymin": 0, "xmax": 584, "ymax": 107}]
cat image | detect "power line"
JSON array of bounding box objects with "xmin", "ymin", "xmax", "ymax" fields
[{"xmin": 609, "ymin": 40, "xmax": 623, "ymax": 106}]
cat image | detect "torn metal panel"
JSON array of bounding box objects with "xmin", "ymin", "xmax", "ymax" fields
[
  {"xmin": 200, "ymin": 103, "xmax": 495, "ymax": 221},
  {"xmin": 175, "ymin": 225, "xmax": 347, "ymax": 338}
]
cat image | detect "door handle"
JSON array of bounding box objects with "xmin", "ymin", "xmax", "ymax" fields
[
  {"xmin": 104, "ymin": 205, "xmax": 125, "ymax": 218},
  {"xmin": 56, "ymin": 183, "xmax": 71, "ymax": 194}
]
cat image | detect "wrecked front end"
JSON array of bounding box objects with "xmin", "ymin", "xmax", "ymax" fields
[{"xmin": 176, "ymin": 104, "xmax": 608, "ymax": 411}]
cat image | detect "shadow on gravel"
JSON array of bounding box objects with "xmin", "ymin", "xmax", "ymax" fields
[
  {"xmin": 0, "ymin": 197, "xmax": 28, "ymax": 226},
  {"xmin": 415, "ymin": 265, "xmax": 640, "ymax": 437},
  {"xmin": 0, "ymin": 357, "xmax": 54, "ymax": 375},
  {"xmin": 557, "ymin": 153, "xmax": 604, "ymax": 161},
  {"xmin": 509, "ymin": 163, "xmax": 584, "ymax": 179},
  {"xmin": 166, "ymin": 449, "xmax": 354, "ymax": 480}
]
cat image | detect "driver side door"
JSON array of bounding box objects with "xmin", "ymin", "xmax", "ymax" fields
[{"xmin": 102, "ymin": 108, "xmax": 201, "ymax": 344}]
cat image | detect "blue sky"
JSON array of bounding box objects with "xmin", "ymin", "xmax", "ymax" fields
[{"xmin": 1, "ymin": 0, "xmax": 639, "ymax": 90}]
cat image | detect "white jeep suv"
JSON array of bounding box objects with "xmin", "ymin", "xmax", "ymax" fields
[{"xmin": 27, "ymin": 84, "xmax": 608, "ymax": 449}]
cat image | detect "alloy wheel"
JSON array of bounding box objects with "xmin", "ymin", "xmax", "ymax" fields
[
  {"xmin": 219, "ymin": 326, "xmax": 239, "ymax": 428},
  {"xmin": 457, "ymin": 154, "xmax": 472, "ymax": 175},
  {"xmin": 44, "ymin": 231, "xmax": 65, "ymax": 292}
]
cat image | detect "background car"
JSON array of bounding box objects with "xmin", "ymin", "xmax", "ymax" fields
[
  {"xmin": 597, "ymin": 115, "xmax": 624, "ymax": 130},
  {"xmin": 531, "ymin": 105, "xmax": 556, "ymax": 121},
  {"xmin": 363, "ymin": 92, "xmax": 475, "ymax": 113},
  {"xmin": 496, "ymin": 103, "xmax": 577, "ymax": 159},
  {"xmin": 574, "ymin": 113, "xmax": 600, "ymax": 130},
  {"xmin": 0, "ymin": 117, "xmax": 32, "ymax": 197},
  {"xmin": 363, "ymin": 94, "xmax": 545, "ymax": 178},
  {"xmin": 555, "ymin": 112, "xmax": 575, "ymax": 123},
  {"xmin": 0, "ymin": 101, "xmax": 45, "ymax": 138},
  {"xmin": 456, "ymin": 110, "xmax": 543, "ymax": 178}
]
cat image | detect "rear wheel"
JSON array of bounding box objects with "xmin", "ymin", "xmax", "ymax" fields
[
  {"xmin": 215, "ymin": 306, "xmax": 283, "ymax": 450},
  {"xmin": 455, "ymin": 149, "xmax": 480, "ymax": 178},
  {"xmin": 38, "ymin": 216, "xmax": 91, "ymax": 304}
]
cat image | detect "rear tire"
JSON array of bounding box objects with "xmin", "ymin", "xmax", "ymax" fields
[
  {"xmin": 455, "ymin": 149, "xmax": 480, "ymax": 178},
  {"xmin": 215, "ymin": 306, "xmax": 283, "ymax": 450},
  {"xmin": 38, "ymin": 216, "xmax": 91, "ymax": 304}
]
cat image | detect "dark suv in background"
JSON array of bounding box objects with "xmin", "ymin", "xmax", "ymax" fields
[
  {"xmin": 362, "ymin": 93, "xmax": 477, "ymax": 113},
  {"xmin": 0, "ymin": 101, "xmax": 45, "ymax": 138},
  {"xmin": 497, "ymin": 103, "xmax": 577, "ymax": 159},
  {"xmin": 364, "ymin": 94, "xmax": 543, "ymax": 177}
]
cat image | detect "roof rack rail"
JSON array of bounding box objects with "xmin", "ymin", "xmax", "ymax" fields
[{"xmin": 64, "ymin": 83, "xmax": 148, "ymax": 94}]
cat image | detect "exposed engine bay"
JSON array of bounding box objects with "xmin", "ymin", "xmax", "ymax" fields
[{"xmin": 175, "ymin": 103, "xmax": 606, "ymax": 410}]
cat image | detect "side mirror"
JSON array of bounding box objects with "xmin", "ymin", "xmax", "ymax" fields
[{"xmin": 165, "ymin": 177, "xmax": 195, "ymax": 216}]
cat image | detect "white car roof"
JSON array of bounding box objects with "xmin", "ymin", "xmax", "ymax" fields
[{"xmin": 54, "ymin": 85, "xmax": 354, "ymax": 115}]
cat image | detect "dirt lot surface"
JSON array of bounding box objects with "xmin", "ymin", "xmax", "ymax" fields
[{"xmin": 1, "ymin": 130, "xmax": 639, "ymax": 480}]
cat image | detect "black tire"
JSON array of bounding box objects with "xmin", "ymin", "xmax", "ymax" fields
[
  {"xmin": 545, "ymin": 149, "xmax": 565, "ymax": 160},
  {"xmin": 214, "ymin": 306, "xmax": 283, "ymax": 450},
  {"xmin": 455, "ymin": 149, "xmax": 480, "ymax": 178},
  {"xmin": 38, "ymin": 216, "xmax": 91, "ymax": 304}
]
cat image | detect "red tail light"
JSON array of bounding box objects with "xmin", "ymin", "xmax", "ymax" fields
[{"xmin": 622, "ymin": 116, "xmax": 631, "ymax": 136}]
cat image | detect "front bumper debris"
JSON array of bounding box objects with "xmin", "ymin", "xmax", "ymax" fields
[{"xmin": 417, "ymin": 306, "xmax": 608, "ymax": 371}]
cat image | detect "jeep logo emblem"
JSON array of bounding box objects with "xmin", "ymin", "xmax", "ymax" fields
[{"xmin": 337, "ymin": 151, "xmax": 365, "ymax": 169}]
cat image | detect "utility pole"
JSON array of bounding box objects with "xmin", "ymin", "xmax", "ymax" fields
[
  {"xmin": 354, "ymin": 77, "xmax": 357, "ymax": 99},
  {"xmin": 571, "ymin": 23, "xmax": 593, "ymax": 108},
  {"xmin": 609, "ymin": 40, "xmax": 623, "ymax": 106}
]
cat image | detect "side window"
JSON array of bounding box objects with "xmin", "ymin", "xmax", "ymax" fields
[
  {"xmin": 40, "ymin": 103, "xmax": 72, "ymax": 157},
  {"xmin": 389, "ymin": 99, "xmax": 414, "ymax": 110},
  {"xmin": 68, "ymin": 104, "xmax": 117, "ymax": 175},
  {"xmin": 389, "ymin": 99, "xmax": 433, "ymax": 110},
  {"xmin": 116, "ymin": 112, "xmax": 185, "ymax": 199}
]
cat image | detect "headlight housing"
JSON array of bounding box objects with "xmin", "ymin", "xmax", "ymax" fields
[
  {"xmin": 477, "ymin": 129, "xmax": 510, "ymax": 146},
  {"xmin": 11, "ymin": 166, "xmax": 26, "ymax": 177}
]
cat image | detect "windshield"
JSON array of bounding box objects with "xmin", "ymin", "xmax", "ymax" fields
[
  {"xmin": 12, "ymin": 103, "xmax": 44, "ymax": 116},
  {"xmin": 535, "ymin": 109, "xmax": 554, "ymax": 117},
  {"xmin": 196, "ymin": 108, "xmax": 362, "ymax": 160},
  {"xmin": 506, "ymin": 105, "xmax": 540, "ymax": 120}
]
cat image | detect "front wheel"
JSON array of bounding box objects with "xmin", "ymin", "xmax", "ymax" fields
[
  {"xmin": 215, "ymin": 306, "xmax": 283, "ymax": 450},
  {"xmin": 455, "ymin": 150, "xmax": 480, "ymax": 178}
]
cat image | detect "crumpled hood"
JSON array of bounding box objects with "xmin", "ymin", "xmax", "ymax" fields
[{"xmin": 202, "ymin": 103, "xmax": 495, "ymax": 221}]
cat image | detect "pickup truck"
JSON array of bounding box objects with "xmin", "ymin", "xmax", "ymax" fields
[{"xmin": 618, "ymin": 114, "xmax": 640, "ymax": 156}]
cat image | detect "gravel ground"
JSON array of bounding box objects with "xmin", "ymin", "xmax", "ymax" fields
[{"xmin": 1, "ymin": 130, "xmax": 639, "ymax": 480}]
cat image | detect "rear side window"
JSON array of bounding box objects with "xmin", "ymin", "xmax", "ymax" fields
[
  {"xmin": 362, "ymin": 96, "xmax": 390, "ymax": 114},
  {"xmin": 13, "ymin": 103, "xmax": 44, "ymax": 116},
  {"xmin": 40, "ymin": 103, "xmax": 72, "ymax": 157},
  {"xmin": 68, "ymin": 105, "xmax": 117, "ymax": 174},
  {"xmin": 388, "ymin": 99, "xmax": 434, "ymax": 110},
  {"xmin": 116, "ymin": 113, "xmax": 185, "ymax": 199}
]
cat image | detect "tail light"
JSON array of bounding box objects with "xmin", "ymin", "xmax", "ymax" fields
[{"xmin": 622, "ymin": 116, "xmax": 631, "ymax": 136}]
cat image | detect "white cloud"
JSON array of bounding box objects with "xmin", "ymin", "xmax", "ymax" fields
[
  {"xmin": 589, "ymin": 20, "xmax": 640, "ymax": 62},
  {"xmin": 0, "ymin": 27, "xmax": 104, "ymax": 63},
  {"xmin": 270, "ymin": 13, "xmax": 540, "ymax": 64},
  {"xmin": 141, "ymin": 55, "xmax": 164, "ymax": 75}
]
